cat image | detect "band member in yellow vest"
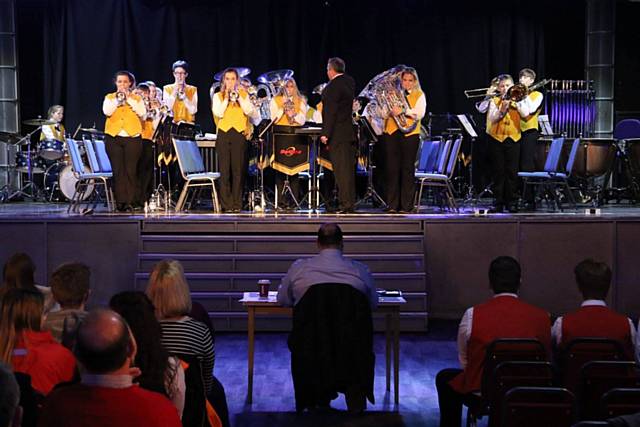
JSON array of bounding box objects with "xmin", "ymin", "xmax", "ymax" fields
[
  {"xmin": 133, "ymin": 82, "xmax": 156, "ymax": 206},
  {"xmin": 163, "ymin": 60, "xmax": 197, "ymax": 124},
  {"xmin": 40, "ymin": 105, "xmax": 66, "ymax": 141},
  {"xmin": 486, "ymin": 74, "xmax": 533, "ymax": 213},
  {"xmin": 269, "ymin": 78, "xmax": 308, "ymax": 209},
  {"xmin": 211, "ymin": 68, "xmax": 256, "ymax": 213},
  {"xmin": 102, "ymin": 70, "xmax": 146, "ymax": 212},
  {"xmin": 518, "ymin": 68, "xmax": 544, "ymax": 209},
  {"xmin": 382, "ymin": 67, "xmax": 426, "ymax": 213}
]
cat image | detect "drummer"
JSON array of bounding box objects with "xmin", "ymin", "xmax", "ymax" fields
[
  {"xmin": 269, "ymin": 77, "xmax": 308, "ymax": 209},
  {"xmin": 40, "ymin": 105, "xmax": 65, "ymax": 142}
]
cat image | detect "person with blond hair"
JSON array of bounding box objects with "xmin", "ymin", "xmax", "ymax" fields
[
  {"xmin": 0, "ymin": 288, "xmax": 76, "ymax": 395},
  {"xmin": 146, "ymin": 259, "xmax": 215, "ymax": 393}
]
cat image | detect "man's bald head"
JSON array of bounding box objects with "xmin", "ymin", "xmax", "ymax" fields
[
  {"xmin": 74, "ymin": 308, "xmax": 132, "ymax": 374},
  {"xmin": 317, "ymin": 223, "xmax": 343, "ymax": 250}
]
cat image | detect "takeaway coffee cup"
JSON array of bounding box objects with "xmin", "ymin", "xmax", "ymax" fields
[{"xmin": 258, "ymin": 279, "xmax": 271, "ymax": 298}]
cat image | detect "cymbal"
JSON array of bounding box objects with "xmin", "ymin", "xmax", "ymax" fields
[
  {"xmin": 257, "ymin": 69, "xmax": 294, "ymax": 85},
  {"xmin": 312, "ymin": 82, "xmax": 328, "ymax": 95},
  {"xmin": 213, "ymin": 67, "xmax": 251, "ymax": 82},
  {"xmin": 79, "ymin": 127, "xmax": 104, "ymax": 135},
  {"xmin": 23, "ymin": 118, "xmax": 55, "ymax": 126},
  {"xmin": 0, "ymin": 132, "xmax": 25, "ymax": 145}
]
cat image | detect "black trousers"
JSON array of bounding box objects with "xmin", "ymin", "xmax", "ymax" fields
[
  {"xmin": 384, "ymin": 131, "xmax": 420, "ymax": 211},
  {"xmin": 136, "ymin": 138, "xmax": 154, "ymax": 205},
  {"xmin": 488, "ymin": 136, "xmax": 520, "ymax": 207},
  {"xmin": 329, "ymin": 139, "xmax": 357, "ymax": 210},
  {"xmin": 217, "ymin": 128, "xmax": 247, "ymax": 211},
  {"xmin": 105, "ymin": 134, "xmax": 143, "ymax": 205},
  {"xmin": 275, "ymin": 172, "xmax": 300, "ymax": 207},
  {"xmin": 436, "ymin": 368, "xmax": 481, "ymax": 427}
]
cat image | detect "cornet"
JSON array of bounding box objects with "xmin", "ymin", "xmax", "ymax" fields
[
  {"xmin": 228, "ymin": 88, "xmax": 239, "ymax": 103},
  {"xmin": 176, "ymin": 84, "xmax": 186, "ymax": 101},
  {"xmin": 116, "ymin": 91, "xmax": 127, "ymax": 105}
]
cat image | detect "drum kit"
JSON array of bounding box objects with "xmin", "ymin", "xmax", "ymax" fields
[{"xmin": 0, "ymin": 119, "xmax": 100, "ymax": 203}]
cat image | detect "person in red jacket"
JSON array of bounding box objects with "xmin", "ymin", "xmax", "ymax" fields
[
  {"xmin": 38, "ymin": 308, "xmax": 182, "ymax": 427},
  {"xmin": 0, "ymin": 288, "xmax": 76, "ymax": 396},
  {"xmin": 435, "ymin": 256, "xmax": 551, "ymax": 427},
  {"xmin": 552, "ymin": 259, "xmax": 636, "ymax": 359}
]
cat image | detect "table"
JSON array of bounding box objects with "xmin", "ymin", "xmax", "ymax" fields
[{"xmin": 240, "ymin": 291, "xmax": 406, "ymax": 405}]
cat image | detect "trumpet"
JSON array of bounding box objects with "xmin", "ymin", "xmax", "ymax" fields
[
  {"xmin": 116, "ymin": 91, "xmax": 127, "ymax": 105},
  {"xmin": 176, "ymin": 84, "xmax": 186, "ymax": 100},
  {"xmin": 283, "ymin": 95, "xmax": 296, "ymax": 125},
  {"xmin": 228, "ymin": 88, "xmax": 239, "ymax": 103}
]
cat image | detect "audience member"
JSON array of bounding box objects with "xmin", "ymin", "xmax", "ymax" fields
[
  {"xmin": 0, "ymin": 362, "xmax": 21, "ymax": 427},
  {"xmin": 43, "ymin": 263, "xmax": 90, "ymax": 343},
  {"xmin": 38, "ymin": 308, "xmax": 182, "ymax": 427},
  {"xmin": 146, "ymin": 260, "xmax": 215, "ymax": 393},
  {"xmin": 1, "ymin": 253, "xmax": 56, "ymax": 312},
  {"xmin": 277, "ymin": 223, "xmax": 377, "ymax": 308},
  {"xmin": 0, "ymin": 288, "xmax": 76, "ymax": 395},
  {"xmin": 435, "ymin": 256, "xmax": 551, "ymax": 427},
  {"xmin": 552, "ymin": 259, "xmax": 636, "ymax": 359},
  {"xmin": 109, "ymin": 291, "xmax": 186, "ymax": 418}
]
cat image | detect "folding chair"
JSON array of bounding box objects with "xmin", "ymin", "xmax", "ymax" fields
[
  {"xmin": 173, "ymin": 138, "xmax": 221, "ymax": 213},
  {"xmin": 66, "ymin": 139, "xmax": 113, "ymax": 213},
  {"xmin": 579, "ymin": 361, "xmax": 640, "ymax": 420},
  {"xmin": 559, "ymin": 338, "xmax": 627, "ymax": 393},
  {"xmin": 416, "ymin": 136, "xmax": 462, "ymax": 212},
  {"xmin": 600, "ymin": 388, "xmax": 640, "ymax": 419},
  {"xmin": 502, "ymin": 387, "xmax": 577, "ymax": 427}
]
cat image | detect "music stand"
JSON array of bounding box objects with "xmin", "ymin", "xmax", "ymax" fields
[
  {"xmin": 538, "ymin": 115, "xmax": 554, "ymax": 136},
  {"xmin": 355, "ymin": 116, "xmax": 386, "ymax": 209}
]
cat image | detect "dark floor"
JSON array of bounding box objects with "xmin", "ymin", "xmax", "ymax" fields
[{"xmin": 214, "ymin": 320, "xmax": 482, "ymax": 427}]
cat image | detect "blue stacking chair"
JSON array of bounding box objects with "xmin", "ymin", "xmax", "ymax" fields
[
  {"xmin": 66, "ymin": 139, "xmax": 114, "ymax": 212},
  {"xmin": 415, "ymin": 136, "xmax": 462, "ymax": 212},
  {"xmin": 519, "ymin": 137, "xmax": 579, "ymax": 211},
  {"xmin": 173, "ymin": 138, "xmax": 221, "ymax": 213}
]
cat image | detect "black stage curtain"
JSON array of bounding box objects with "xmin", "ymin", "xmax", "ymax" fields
[{"xmin": 17, "ymin": 0, "xmax": 587, "ymax": 132}]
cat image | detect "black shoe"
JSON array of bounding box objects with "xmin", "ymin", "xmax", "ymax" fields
[
  {"xmin": 385, "ymin": 208, "xmax": 398, "ymax": 214},
  {"xmin": 488, "ymin": 205, "xmax": 504, "ymax": 213}
]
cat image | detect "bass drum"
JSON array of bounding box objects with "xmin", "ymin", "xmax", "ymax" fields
[{"xmin": 44, "ymin": 163, "xmax": 94, "ymax": 201}]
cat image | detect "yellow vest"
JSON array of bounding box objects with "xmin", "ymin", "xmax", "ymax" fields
[
  {"xmin": 141, "ymin": 118, "xmax": 154, "ymax": 140},
  {"xmin": 104, "ymin": 93, "xmax": 143, "ymax": 137},
  {"xmin": 487, "ymin": 97, "xmax": 521, "ymax": 142},
  {"xmin": 274, "ymin": 95, "xmax": 304, "ymax": 126},
  {"xmin": 215, "ymin": 91, "xmax": 249, "ymax": 133},
  {"xmin": 384, "ymin": 89, "xmax": 423, "ymax": 137},
  {"xmin": 164, "ymin": 84, "xmax": 197, "ymax": 124},
  {"xmin": 40, "ymin": 124, "xmax": 65, "ymax": 141},
  {"xmin": 520, "ymin": 90, "xmax": 543, "ymax": 132}
]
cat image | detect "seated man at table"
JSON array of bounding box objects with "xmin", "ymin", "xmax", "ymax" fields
[
  {"xmin": 435, "ymin": 256, "xmax": 551, "ymax": 427},
  {"xmin": 277, "ymin": 222, "xmax": 377, "ymax": 308}
]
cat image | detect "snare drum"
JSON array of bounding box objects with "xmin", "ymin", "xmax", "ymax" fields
[
  {"xmin": 15, "ymin": 152, "xmax": 45, "ymax": 173},
  {"xmin": 38, "ymin": 139, "xmax": 65, "ymax": 160}
]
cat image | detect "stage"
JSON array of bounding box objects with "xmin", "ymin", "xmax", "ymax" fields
[{"xmin": 2, "ymin": 201, "xmax": 640, "ymax": 332}]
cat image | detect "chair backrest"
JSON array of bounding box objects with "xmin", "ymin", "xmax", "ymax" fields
[
  {"xmin": 425, "ymin": 139, "xmax": 442, "ymax": 172},
  {"xmin": 560, "ymin": 338, "xmax": 627, "ymax": 392},
  {"xmin": 502, "ymin": 386, "xmax": 576, "ymax": 427},
  {"xmin": 435, "ymin": 138, "xmax": 452, "ymax": 174},
  {"xmin": 445, "ymin": 136, "xmax": 463, "ymax": 178},
  {"xmin": 481, "ymin": 338, "xmax": 548, "ymax": 398},
  {"xmin": 579, "ymin": 361, "xmax": 640, "ymax": 420},
  {"xmin": 83, "ymin": 138, "xmax": 101, "ymax": 173},
  {"xmin": 613, "ymin": 119, "xmax": 640, "ymax": 140},
  {"xmin": 543, "ymin": 137, "xmax": 565, "ymax": 172},
  {"xmin": 600, "ymin": 388, "xmax": 640, "ymax": 419},
  {"xmin": 92, "ymin": 139, "xmax": 113, "ymax": 174},
  {"xmin": 565, "ymin": 138, "xmax": 580, "ymax": 174},
  {"xmin": 416, "ymin": 139, "xmax": 435, "ymax": 172},
  {"xmin": 173, "ymin": 139, "xmax": 206, "ymax": 177},
  {"xmin": 488, "ymin": 361, "xmax": 554, "ymax": 425},
  {"xmin": 66, "ymin": 139, "xmax": 87, "ymax": 175},
  {"xmin": 174, "ymin": 353, "xmax": 207, "ymax": 427}
]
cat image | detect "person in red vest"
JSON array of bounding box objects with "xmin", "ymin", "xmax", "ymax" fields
[
  {"xmin": 551, "ymin": 259, "xmax": 636, "ymax": 359},
  {"xmin": 435, "ymin": 256, "xmax": 551, "ymax": 427}
]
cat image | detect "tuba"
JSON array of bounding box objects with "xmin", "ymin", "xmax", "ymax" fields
[{"xmin": 359, "ymin": 65, "xmax": 418, "ymax": 134}]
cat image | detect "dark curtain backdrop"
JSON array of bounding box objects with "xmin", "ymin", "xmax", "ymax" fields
[{"xmin": 17, "ymin": 0, "xmax": 588, "ymax": 133}]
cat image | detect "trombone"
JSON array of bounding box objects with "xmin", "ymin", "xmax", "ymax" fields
[{"xmin": 464, "ymin": 87, "xmax": 499, "ymax": 99}]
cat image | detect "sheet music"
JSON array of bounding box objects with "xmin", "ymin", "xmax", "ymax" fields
[{"xmin": 456, "ymin": 114, "xmax": 478, "ymax": 138}]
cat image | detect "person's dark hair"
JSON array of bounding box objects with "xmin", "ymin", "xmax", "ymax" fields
[
  {"xmin": 317, "ymin": 223, "xmax": 343, "ymax": 248},
  {"xmin": 109, "ymin": 291, "xmax": 173, "ymax": 396},
  {"xmin": 327, "ymin": 57, "xmax": 345, "ymax": 74},
  {"xmin": 574, "ymin": 258, "xmax": 611, "ymax": 300},
  {"xmin": 114, "ymin": 70, "xmax": 135, "ymax": 88},
  {"xmin": 50, "ymin": 262, "xmax": 90, "ymax": 308},
  {"xmin": 488, "ymin": 256, "xmax": 521, "ymax": 294},
  {"xmin": 172, "ymin": 60, "xmax": 189, "ymax": 73},
  {"xmin": 0, "ymin": 362, "xmax": 20, "ymax": 427},
  {"xmin": 519, "ymin": 68, "xmax": 536, "ymax": 81},
  {"xmin": 136, "ymin": 82, "xmax": 150, "ymax": 93},
  {"xmin": 74, "ymin": 309, "xmax": 131, "ymax": 374},
  {"xmin": 2, "ymin": 253, "xmax": 37, "ymax": 293},
  {"xmin": 497, "ymin": 73, "xmax": 514, "ymax": 84}
]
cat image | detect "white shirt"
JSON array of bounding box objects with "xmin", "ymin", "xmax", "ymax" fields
[
  {"xmin": 456, "ymin": 293, "xmax": 518, "ymax": 369},
  {"xmin": 211, "ymin": 91, "xmax": 259, "ymax": 124},
  {"xmin": 404, "ymin": 90, "xmax": 427, "ymax": 121},
  {"xmin": 102, "ymin": 95, "xmax": 146, "ymax": 137},
  {"xmin": 487, "ymin": 98, "xmax": 530, "ymax": 124},
  {"xmin": 163, "ymin": 85, "xmax": 198, "ymax": 115},
  {"xmin": 269, "ymin": 97, "xmax": 308, "ymax": 126},
  {"xmin": 551, "ymin": 299, "xmax": 637, "ymax": 351}
]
